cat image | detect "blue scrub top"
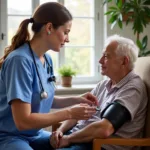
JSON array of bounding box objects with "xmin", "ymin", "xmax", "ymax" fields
[{"xmin": 0, "ymin": 43, "xmax": 55, "ymax": 139}]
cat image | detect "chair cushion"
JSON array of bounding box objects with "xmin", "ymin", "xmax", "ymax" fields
[{"xmin": 134, "ymin": 56, "xmax": 150, "ymax": 137}]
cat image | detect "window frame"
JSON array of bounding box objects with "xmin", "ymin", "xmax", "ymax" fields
[{"xmin": 0, "ymin": 0, "xmax": 105, "ymax": 84}]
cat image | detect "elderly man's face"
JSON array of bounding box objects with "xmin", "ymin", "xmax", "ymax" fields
[{"xmin": 99, "ymin": 41, "xmax": 124, "ymax": 79}]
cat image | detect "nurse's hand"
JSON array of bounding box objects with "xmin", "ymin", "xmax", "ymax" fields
[
  {"xmin": 77, "ymin": 92, "xmax": 98, "ymax": 106},
  {"xmin": 67, "ymin": 103, "xmax": 96, "ymax": 120}
]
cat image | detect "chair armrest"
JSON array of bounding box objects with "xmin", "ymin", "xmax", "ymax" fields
[{"xmin": 93, "ymin": 138, "xmax": 150, "ymax": 150}]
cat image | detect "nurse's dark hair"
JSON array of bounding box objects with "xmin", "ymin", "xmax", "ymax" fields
[{"xmin": 0, "ymin": 2, "xmax": 72, "ymax": 68}]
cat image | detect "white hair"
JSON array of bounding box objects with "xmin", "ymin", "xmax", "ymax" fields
[{"xmin": 105, "ymin": 34, "xmax": 139, "ymax": 69}]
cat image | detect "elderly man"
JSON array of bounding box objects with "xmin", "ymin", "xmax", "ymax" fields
[{"xmin": 50, "ymin": 35, "xmax": 148, "ymax": 150}]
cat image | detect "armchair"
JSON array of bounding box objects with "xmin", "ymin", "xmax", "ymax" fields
[{"xmin": 93, "ymin": 57, "xmax": 150, "ymax": 150}]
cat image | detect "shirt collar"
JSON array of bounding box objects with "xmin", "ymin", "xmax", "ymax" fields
[{"xmin": 106, "ymin": 70, "xmax": 135, "ymax": 91}]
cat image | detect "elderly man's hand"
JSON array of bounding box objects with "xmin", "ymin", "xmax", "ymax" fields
[
  {"xmin": 57, "ymin": 135, "xmax": 70, "ymax": 148},
  {"xmin": 79, "ymin": 92, "xmax": 98, "ymax": 106},
  {"xmin": 50, "ymin": 131, "xmax": 63, "ymax": 148}
]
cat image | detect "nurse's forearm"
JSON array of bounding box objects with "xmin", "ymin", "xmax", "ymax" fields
[
  {"xmin": 11, "ymin": 100, "xmax": 72, "ymax": 131},
  {"xmin": 52, "ymin": 96, "xmax": 81, "ymax": 108},
  {"xmin": 16, "ymin": 109, "xmax": 71, "ymax": 131}
]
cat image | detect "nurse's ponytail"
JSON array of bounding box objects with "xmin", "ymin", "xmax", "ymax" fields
[{"xmin": 0, "ymin": 19, "xmax": 31, "ymax": 68}]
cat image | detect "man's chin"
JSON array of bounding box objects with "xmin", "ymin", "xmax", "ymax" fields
[{"xmin": 101, "ymin": 71, "xmax": 106, "ymax": 75}]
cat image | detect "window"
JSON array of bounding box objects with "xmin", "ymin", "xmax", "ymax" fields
[{"xmin": 0, "ymin": 0, "xmax": 105, "ymax": 84}]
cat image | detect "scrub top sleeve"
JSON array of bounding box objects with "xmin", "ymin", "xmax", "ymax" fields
[{"xmin": 5, "ymin": 56, "xmax": 33, "ymax": 104}]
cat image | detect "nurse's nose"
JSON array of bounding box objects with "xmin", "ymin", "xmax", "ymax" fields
[{"xmin": 65, "ymin": 36, "xmax": 69, "ymax": 43}]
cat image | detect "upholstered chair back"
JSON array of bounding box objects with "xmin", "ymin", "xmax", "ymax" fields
[{"xmin": 134, "ymin": 57, "xmax": 150, "ymax": 139}]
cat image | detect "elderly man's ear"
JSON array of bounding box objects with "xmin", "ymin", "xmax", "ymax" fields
[{"xmin": 122, "ymin": 56, "xmax": 129, "ymax": 66}]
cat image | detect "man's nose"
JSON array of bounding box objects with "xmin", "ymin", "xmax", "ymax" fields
[{"xmin": 99, "ymin": 56, "xmax": 103, "ymax": 64}]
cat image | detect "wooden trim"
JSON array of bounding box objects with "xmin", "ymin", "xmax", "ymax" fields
[{"xmin": 93, "ymin": 138, "xmax": 150, "ymax": 150}]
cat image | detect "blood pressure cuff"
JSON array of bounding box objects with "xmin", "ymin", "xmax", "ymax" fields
[{"xmin": 100, "ymin": 101, "xmax": 131, "ymax": 132}]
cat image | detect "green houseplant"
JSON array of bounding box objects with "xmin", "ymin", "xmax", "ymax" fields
[
  {"xmin": 57, "ymin": 65, "xmax": 77, "ymax": 87},
  {"xmin": 103, "ymin": 0, "xmax": 150, "ymax": 56}
]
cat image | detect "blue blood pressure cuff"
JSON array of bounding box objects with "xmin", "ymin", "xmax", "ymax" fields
[{"xmin": 100, "ymin": 101, "xmax": 131, "ymax": 132}]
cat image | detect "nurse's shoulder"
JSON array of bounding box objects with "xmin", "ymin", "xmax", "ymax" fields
[{"xmin": 6, "ymin": 43, "xmax": 32, "ymax": 61}]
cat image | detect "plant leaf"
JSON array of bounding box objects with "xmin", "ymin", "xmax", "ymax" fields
[
  {"xmin": 144, "ymin": 7, "xmax": 150, "ymax": 17},
  {"xmin": 57, "ymin": 65, "xmax": 77, "ymax": 77},
  {"xmin": 119, "ymin": 13, "xmax": 123, "ymax": 21},
  {"xmin": 108, "ymin": 14, "xmax": 118, "ymax": 23},
  {"xmin": 142, "ymin": 35, "xmax": 148, "ymax": 50},
  {"xmin": 118, "ymin": 19, "xmax": 122, "ymax": 28},
  {"xmin": 103, "ymin": 0, "xmax": 112, "ymax": 5},
  {"xmin": 104, "ymin": 11, "xmax": 114, "ymax": 15},
  {"xmin": 143, "ymin": 51, "xmax": 150, "ymax": 56},
  {"xmin": 117, "ymin": 0, "xmax": 123, "ymax": 9},
  {"xmin": 126, "ymin": 18, "xmax": 130, "ymax": 25},
  {"xmin": 136, "ymin": 39, "xmax": 143, "ymax": 50},
  {"xmin": 109, "ymin": 6, "xmax": 118, "ymax": 10},
  {"xmin": 111, "ymin": 20, "xmax": 117, "ymax": 29}
]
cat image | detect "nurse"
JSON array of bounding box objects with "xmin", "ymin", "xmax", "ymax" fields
[{"xmin": 0, "ymin": 2, "xmax": 98, "ymax": 150}]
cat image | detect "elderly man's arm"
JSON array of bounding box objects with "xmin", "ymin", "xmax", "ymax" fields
[
  {"xmin": 57, "ymin": 119, "xmax": 78, "ymax": 133},
  {"xmin": 58, "ymin": 102, "xmax": 131, "ymax": 148},
  {"xmin": 60, "ymin": 118, "xmax": 114, "ymax": 146}
]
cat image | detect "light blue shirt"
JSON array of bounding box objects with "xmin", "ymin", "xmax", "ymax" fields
[{"xmin": 0, "ymin": 43, "xmax": 55, "ymax": 140}]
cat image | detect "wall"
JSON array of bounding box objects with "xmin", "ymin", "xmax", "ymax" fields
[
  {"xmin": 105, "ymin": 2, "xmax": 150, "ymax": 50},
  {"xmin": 107, "ymin": 23, "xmax": 150, "ymax": 49}
]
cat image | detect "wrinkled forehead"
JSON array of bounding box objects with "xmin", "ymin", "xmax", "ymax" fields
[{"xmin": 103, "ymin": 41, "xmax": 118, "ymax": 54}]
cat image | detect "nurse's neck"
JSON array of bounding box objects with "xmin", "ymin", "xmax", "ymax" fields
[
  {"xmin": 29, "ymin": 38, "xmax": 48, "ymax": 65},
  {"xmin": 29, "ymin": 37, "xmax": 48, "ymax": 58}
]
